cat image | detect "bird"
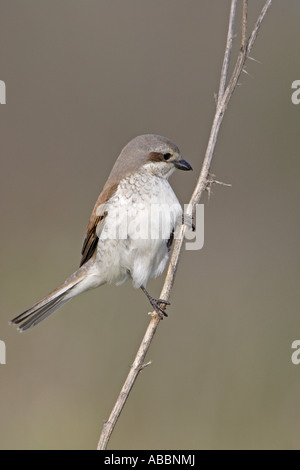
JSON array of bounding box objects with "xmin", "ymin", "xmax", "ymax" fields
[{"xmin": 11, "ymin": 134, "xmax": 192, "ymax": 332}]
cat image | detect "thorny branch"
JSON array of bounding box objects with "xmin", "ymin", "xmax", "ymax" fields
[{"xmin": 97, "ymin": 0, "xmax": 272, "ymax": 450}]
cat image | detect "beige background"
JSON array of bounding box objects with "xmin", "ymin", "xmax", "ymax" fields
[{"xmin": 1, "ymin": 0, "xmax": 300, "ymax": 450}]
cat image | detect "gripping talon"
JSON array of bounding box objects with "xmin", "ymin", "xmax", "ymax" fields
[
  {"xmin": 140, "ymin": 285, "xmax": 170, "ymax": 319},
  {"xmin": 150, "ymin": 298, "xmax": 169, "ymax": 319},
  {"xmin": 156, "ymin": 299, "xmax": 170, "ymax": 306}
]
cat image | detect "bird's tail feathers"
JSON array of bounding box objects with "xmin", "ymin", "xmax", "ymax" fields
[{"xmin": 10, "ymin": 269, "xmax": 86, "ymax": 332}]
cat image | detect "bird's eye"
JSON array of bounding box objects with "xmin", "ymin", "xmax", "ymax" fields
[{"xmin": 163, "ymin": 152, "xmax": 172, "ymax": 160}]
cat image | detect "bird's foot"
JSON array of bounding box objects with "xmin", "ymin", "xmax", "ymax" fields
[
  {"xmin": 140, "ymin": 285, "xmax": 170, "ymax": 319},
  {"xmin": 148, "ymin": 296, "xmax": 170, "ymax": 319}
]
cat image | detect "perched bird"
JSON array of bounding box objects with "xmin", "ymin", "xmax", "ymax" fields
[{"xmin": 11, "ymin": 134, "xmax": 192, "ymax": 331}]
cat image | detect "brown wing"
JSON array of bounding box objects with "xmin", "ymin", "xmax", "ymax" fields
[
  {"xmin": 80, "ymin": 212, "xmax": 107, "ymax": 266},
  {"xmin": 80, "ymin": 182, "xmax": 118, "ymax": 266}
]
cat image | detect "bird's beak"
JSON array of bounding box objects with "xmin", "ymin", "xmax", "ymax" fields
[{"xmin": 174, "ymin": 158, "xmax": 193, "ymax": 171}]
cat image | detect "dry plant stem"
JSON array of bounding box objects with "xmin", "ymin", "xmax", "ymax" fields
[
  {"xmin": 97, "ymin": 0, "xmax": 272, "ymax": 450},
  {"xmin": 218, "ymin": 0, "xmax": 238, "ymax": 102},
  {"xmin": 241, "ymin": 1, "xmax": 248, "ymax": 52}
]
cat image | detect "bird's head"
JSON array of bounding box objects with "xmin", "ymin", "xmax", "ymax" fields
[{"xmin": 109, "ymin": 134, "xmax": 192, "ymax": 182}]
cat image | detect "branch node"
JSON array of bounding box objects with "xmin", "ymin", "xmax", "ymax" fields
[
  {"xmin": 148, "ymin": 310, "xmax": 162, "ymax": 320},
  {"xmin": 206, "ymin": 174, "xmax": 232, "ymax": 199}
]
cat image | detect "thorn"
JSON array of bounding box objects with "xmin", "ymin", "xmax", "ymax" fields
[
  {"xmin": 213, "ymin": 180, "xmax": 232, "ymax": 187},
  {"xmin": 242, "ymin": 68, "xmax": 254, "ymax": 79},
  {"xmin": 247, "ymin": 55, "xmax": 262, "ymax": 64},
  {"xmin": 139, "ymin": 361, "xmax": 152, "ymax": 371}
]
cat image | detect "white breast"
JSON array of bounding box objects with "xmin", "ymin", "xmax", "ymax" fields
[{"xmin": 96, "ymin": 170, "xmax": 182, "ymax": 288}]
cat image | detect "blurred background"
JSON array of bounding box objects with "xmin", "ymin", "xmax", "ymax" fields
[{"xmin": 0, "ymin": 0, "xmax": 299, "ymax": 450}]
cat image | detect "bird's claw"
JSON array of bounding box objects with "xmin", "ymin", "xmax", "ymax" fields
[{"xmin": 150, "ymin": 298, "xmax": 170, "ymax": 319}]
